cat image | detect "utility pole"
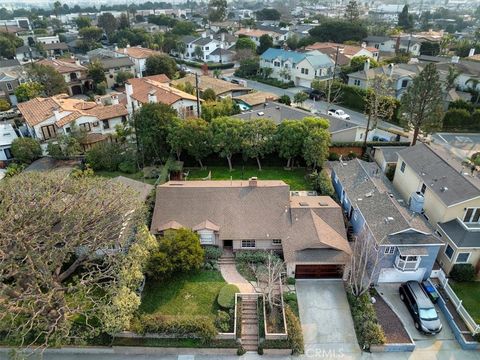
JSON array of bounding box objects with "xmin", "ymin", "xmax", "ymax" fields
[{"xmin": 195, "ymin": 72, "xmax": 201, "ymax": 117}]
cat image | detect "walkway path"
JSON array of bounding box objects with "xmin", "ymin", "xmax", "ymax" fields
[{"xmin": 218, "ymin": 250, "xmax": 255, "ymax": 293}]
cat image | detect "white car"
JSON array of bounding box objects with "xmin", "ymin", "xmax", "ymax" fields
[{"xmin": 327, "ymin": 109, "xmax": 350, "ymax": 120}]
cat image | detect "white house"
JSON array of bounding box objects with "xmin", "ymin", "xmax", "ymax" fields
[
  {"xmin": 125, "ymin": 75, "xmax": 201, "ymax": 119},
  {"xmin": 260, "ymin": 48, "xmax": 334, "ymax": 88},
  {"xmin": 17, "ymin": 94, "xmax": 128, "ymax": 150},
  {"xmin": 114, "ymin": 46, "xmax": 162, "ymax": 77},
  {"xmin": 0, "ymin": 123, "xmax": 18, "ymax": 163},
  {"xmin": 363, "ymin": 35, "xmax": 422, "ymax": 56}
]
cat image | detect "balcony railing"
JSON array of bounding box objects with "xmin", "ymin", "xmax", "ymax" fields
[{"xmin": 394, "ymin": 255, "xmax": 421, "ymax": 271}]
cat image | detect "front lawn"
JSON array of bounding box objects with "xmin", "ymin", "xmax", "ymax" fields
[
  {"xmin": 139, "ymin": 270, "xmax": 226, "ymax": 319},
  {"xmin": 187, "ymin": 166, "xmax": 311, "ymax": 191},
  {"xmin": 450, "ymin": 281, "xmax": 480, "ymax": 323}
]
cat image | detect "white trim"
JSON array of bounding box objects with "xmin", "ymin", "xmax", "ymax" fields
[
  {"xmin": 389, "ymin": 227, "xmax": 430, "ymax": 236},
  {"xmin": 455, "ymin": 252, "xmax": 471, "ymax": 263}
]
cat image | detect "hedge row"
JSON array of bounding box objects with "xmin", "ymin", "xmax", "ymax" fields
[
  {"xmin": 442, "ymin": 108, "xmax": 480, "ymax": 132},
  {"xmin": 174, "ymin": 58, "xmax": 234, "ymax": 70},
  {"xmin": 331, "ymin": 141, "xmax": 411, "ymax": 147},
  {"xmin": 132, "ymin": 314, "xmax": 217, "ymax": 342}
]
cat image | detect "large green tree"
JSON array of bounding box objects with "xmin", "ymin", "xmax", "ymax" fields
[
  {"xmin": 75, "ymin": 16, "xmax": 92, "ymax": 29},
  {"xmin": 275, "ymin": 120, "xmax": 306, "ymax": 168},
  {"xmin": 134, "ymin": 103, "xmax": 179, "ymax": 164},
  {"xmin": 97, "ymin": 12, "xmax": 117, "ymax": 40},
  {"xmin": 10, "ymin": 137, "xmax": 42, "ymax": 164},
  {"xmin": 208, "ymin": 0, "xmax": 228, "ymax": 22},
  {"xmin": 398, "ymin": 5, "xmax": 414, "ymax": 30},
  {"xmin": 235, "ymin": 37, "xmax": 257, "ymax": 52},
  {"xmin": 87, "ymin": 59, "xmax": 107, "ymax": 90},
  {"xmin": 303, "ymin": 127, "xmax": 330, "ymax": 168},
  {"xmin": 399, "ymin": 63, "xmax": 444, "ymax": 145},
  {"xmin": 0, "ymin": 171, "xmax": 151, "ymax": 346},
  {"xmin": 255, "ymin": 8, "xmax": 281, "ymax": 21},
  {"xmin": 344, "ymin": 0, "xmax": 360, "ymax": 21},
  {"xmin": 309, "ymin": 20, "xmax": 368, "ymax": 43},
  {"xmin": 145, "ymin": 54, "xmax": 177, "ymax": 78},
  {"xmin": 181, "ymin": 118, "xmax": 212, "ymax": 168},
  {"xmin": 210, "ymin": 116, "xmax": 244, "ymax": 171},
  {"xmin": 242, "ymin": 118, "xmax": 276, "ymax": 170},
  {"xmin": 27, "ymin": 63, "xmax": 68, "ymax": 96},
  {"xmin": 14, "ymin": 82, "xmax": 44, "ymax": 102},
  {"xmin": 257, "ymin": 34, "xmax": 273, "ymax": 55},
  {"xmin": 0, "ymin": 32, "xmax": 23, "ymax": 58}
]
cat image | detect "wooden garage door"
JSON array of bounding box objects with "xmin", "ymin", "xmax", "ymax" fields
[{"xmin": 295, "ymin": 265, "xmax": 343, "ymax": 279}]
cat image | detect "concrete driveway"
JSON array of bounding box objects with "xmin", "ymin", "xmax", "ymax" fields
[
  {"xmin": 296, "ymin": 280, "xmax": 360, "ymax": 356},
  {"xmin": 377, "ymin": 283, "xmax": 459, "ymax": 351}
]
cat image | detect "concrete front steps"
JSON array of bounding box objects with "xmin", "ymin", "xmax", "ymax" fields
[{"xmin": 241, "ymin": 294, "xmax": 259, "ymax": 352}]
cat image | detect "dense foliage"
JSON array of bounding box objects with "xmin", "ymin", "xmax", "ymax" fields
[
  {"xmin": 10, "ymin": 137, "xmax": 42, "ymax": 164},
  {"xmin": 450, "ymin": 264, "xmax": 476, "ymax": 282}
]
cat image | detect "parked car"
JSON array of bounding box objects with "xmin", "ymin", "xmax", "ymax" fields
[
  {"xmin": 303, "ymin": 89, "xmax": 325, "ymax": 101},
  {"xmin": 327, "ymin": 109, "xmax": 350, "ymax": 120},
  {"xmin": 230, "ymin": 79, "xmax": 240, "ymax": 84},
  {"xmin": 399, "ymin": 281, "xmax": 442, "ymax": 335}
]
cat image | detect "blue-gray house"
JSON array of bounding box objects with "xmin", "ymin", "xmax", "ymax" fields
[{"xmin": 330, "ymin": 159, "xmax": 443, "ymax": 284}]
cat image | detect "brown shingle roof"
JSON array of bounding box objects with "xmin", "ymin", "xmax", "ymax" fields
[{"xmin": 234, "ymin": 91, "xmax": 278, "ymax": 106}]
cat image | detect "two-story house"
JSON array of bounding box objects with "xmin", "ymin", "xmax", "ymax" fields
[
  {"xmin": 96, "ymin": 57, "xmax": 135, "ymax": 89},
  {"xmin": 392, "ymin": 143, "xmax": 480, "ymax": 274},
  {"xmin": 260, "ymin": 48, "xmax": 334, "ymax": 88},
  {"xmin": 330, "ymin": 159, "xmax": 443, "ymax": 284},
  {"xmin": 305, "ymin": 42, "xmax": 380, "ymax": 62},
  {"xmin": 235, "ymin": 27, "xmax": 288, "ymax": 46},
  {"xmin": 125, "ymin": 74, "xmax": 200, "ymax": 118},
  {"xmin": 0, "ymin": 71, "xmax": 23, "ymax": 106},
  {"xmin": 172, "ymin": 74, "xmax": 251, "ymax": 99},
  {"xmin": 36, "ymin": 58, "xmax": 93, "ymax": 96},
  {"xmin": 363, "ymin": 35, "xmax": 422, "ymax": 56},
  {"xmin": 17, "ymin": 94, "xmax": 128, "ymax": 150},
  {"xmin": 114, "ymin": 46, "xmax": 161, "ymax": 77}
]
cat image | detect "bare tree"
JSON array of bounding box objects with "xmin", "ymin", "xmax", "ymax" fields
[
  {"xmin": 250, "ymin": 252, "xmax": 284, "ymax": 312},
  {"xmin": 0, "ymin": 170, "xmax": 148, "ymax": 348},
  {"xmin": 348, "ymin": 229, "xmax": 383, "ymax": 297}
]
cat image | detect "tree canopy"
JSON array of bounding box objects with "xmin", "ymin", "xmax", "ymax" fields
[
  {"xmin": 344, "ymin": 0, "xmax": 360, "ymax": 21},
  {"xmin": 27, "ymin": 63, "xmax": 68, "ymax": 96},
  {"xmin": 242, "ymin": 118, "xmax": 276, "ymax": 170},
  {"xmin": 398, "ymin": 5, "xmax": 414, "ymax": 30},
  {"xmin": 97, "ymin": 12, "xmax": 117, "ymax": 39},
  {"xmin": 210, "ymin": 116, "xmax": 244, "ymax": 171},
  {"xmin": 309, "ymin": 20, "xmax": 368, "ymax": 43},
  {"xmin": 14, "ymin": 82, "xmax": 44, "ymax": 103},
  {"xmin": 255, "ymin": 8, "xmax": 281, "ymax": 21},
  {"xmin": 145, "ymin": 54, "xmax": 177, "ymax": 78},
  {"xmin": 235, "ymin": 37, "xmax": 257, "ymax": 52},
  {"xmin": 257, "ymin": 34, "xmax": 273, "ymax": 55},
  {"xmin": 208, "ymin": 0, "xmax": 228, "ymax": 22}
]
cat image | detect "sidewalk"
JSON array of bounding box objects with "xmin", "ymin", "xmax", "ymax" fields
[{"xmin": 218, "ymin": 251, "xmax": 255, "ymax": 293}]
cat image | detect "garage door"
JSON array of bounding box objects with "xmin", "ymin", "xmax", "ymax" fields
[
  {"xmin": 295, "ymin": 265, "xmax": 343, "ymax": 279},
  {"xmin": 296, "ymin": 78, "xmax": 311, "ymax": 88},
  {"xmin": 377, "ymin": 267, "xmax": 426, "ymax": 283}
]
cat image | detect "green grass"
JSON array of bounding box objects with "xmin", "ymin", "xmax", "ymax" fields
[
  {"xmin": 95, "ymin": 170, "xmax": 156, "ymax": 185},
  {"xmin": 139, "ymin": 270, "xmax": 226, "ymax": 319},
  {"xmin": 187, "ymin": 166, "xmax": 311, "ymax": 191},
  {"xmin": 113, "ymin": 337, "xmax": 237, "ymax": 348},
  {"xmin": 450, "ymin": 281, "xmax": 480, "ymax": 323}
]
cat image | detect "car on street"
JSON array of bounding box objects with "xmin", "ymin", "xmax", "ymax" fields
[
  {"xmin": 399, "ymin": 281, "xmax": 442, "ymax": 335},
  {"xmin": 303, "ymin": 88, "xmax": 326, "ymax": 101},
  {"xmin": 327, "ymin": 109, "xmax": 350, "ymax": 120}
]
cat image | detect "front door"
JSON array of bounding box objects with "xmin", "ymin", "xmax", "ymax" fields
[{"xmin": 223, "ymin": 240, "xmax": 233, "ymax": 249}]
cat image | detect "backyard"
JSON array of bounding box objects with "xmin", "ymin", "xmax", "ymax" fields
[
  {"xmin": 95, "ymin": 170, "xmax": 156, "ymax": 185},
  {"xmin": 139, "ymin": 270, "xmax": 226, "ymax": 318},
  {"xmin": 450, "ymin": 281, "xmax": 480, "ymax": 323},
  {"xmin": 186, "ymin": 166, "xmax": 312, "ymax": 191}
]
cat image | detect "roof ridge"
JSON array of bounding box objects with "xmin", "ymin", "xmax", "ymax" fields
[{"xmin": 310, "ymin": 210, "xmax": 352, "ymax": 254}]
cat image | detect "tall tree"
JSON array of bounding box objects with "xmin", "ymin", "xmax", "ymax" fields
[
  {"xmin": 97, "ymin": 12, "xmax": 117, "ymax": 40},
  {"xmin": 27, "ymin": 63, "xmax": 68, "ymax": 96},
  {"xmin": 398, "ymin": 5, "xmax": 414, "ymax": 30},
  {"xmin": 302, "ymin": 127, "xmax": 330, "ymax": 168},
  {"xmin": 53, "ymin": 1, "xmax": 62, "ymax": 17},
  {"xmin": 210, "ymin": 116, "xmax": 244, "ymax": 171},
  {"xmin": 344, "ymin": 0, "xmax": 360, "ymax": 22},
  {"xmin": 275, "ymin": 120, "xmax": 306, "ymax": 168},
  {"xmin": 208, "ymin": 0, "xmax": 227, "ymax": 22},
  {"xmin": 118, "ymin": 13, "xmax": 130, "ymax": 30},
  {"xmin": 235, "ymin": 37, "xmax": 257, "ymax": 52},
  {"xmin": 309, "ymin": 20, "xmax": 368, "ymax": 43},
  {"xmin": 75, "ymin": 16, "xmax": 92, "ymax": 29},
  {"xmin": 145, "ymin": 54, "xmax": 177, "ymax": 78},
  {"xmin": 257, "ymin": 34, "xmax": 273, "ymax": 55},
  {"xmin": 242, "ymin": 118, "xmax": 276, "ymax": 170},
  {"xmin": 0, "ymin": 171, "xmax": 150, "ymax": 347},
  {"xmin": 182, "ymin": 118, "xmax": 212, "ymax": 168},
  {"xmin": 399, "ymin": 63, "xmax": 444, "ymax": 145},
  {"xmin": 87, "ymin": 59, "xmax": 107, "ymax": 91}
]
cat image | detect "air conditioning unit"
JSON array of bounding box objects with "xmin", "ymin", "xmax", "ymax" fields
[{"xmin": 92, "ymin": 121, "xmax": 99, "ymax": 127}]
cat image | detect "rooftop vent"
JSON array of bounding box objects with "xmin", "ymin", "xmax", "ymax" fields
[
  {"xmin": 440, "ymin": 186, "xmax": 448, "ymax": 192},
  {"xmin": 257, "ymin": 111, "xmax": 264, "ymax": 116},
  {"xmin": 299, "ymin": 202, "xmax": 309, "ymax": 206},
  {"xmin": 319, "ymin": 202, "xmax": 329, "ymax": 206},
  {"xmin": 365, "ymin": 191, "xmax": 373, "ymax": 198}
]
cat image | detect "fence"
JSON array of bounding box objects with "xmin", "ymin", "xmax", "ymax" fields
[{"xmin": 437, "ymin": 269, "xmax": 480, "ymax": 335}]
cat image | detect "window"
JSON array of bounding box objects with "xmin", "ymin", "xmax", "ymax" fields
[
  {"xmin": 198, "ymin": 230, "xmax": 214, "ymax": 245},
  {"xmin": 354, "ymin": 79, "xmax": 361, "ymax": 86},
  {"xmin": 41, "ymin": 124, "xmax": 57, "ymax": 140},
  {"xmin": 4, "ymin": 147, "xmax": 13, "ymax": 159},
  {"xmin": 301, "ymin": 68, "xmax": 309, "ymax": 75},
  {"xmin": 400, "ymin": 161, "xmax": 406, "ymax": 173},
  {"xmin": 274, "ymin": 61, "xmax": 280, "ymax": 67},
  {"xmin": 374, "ymin": 44, "xmax": 379, "ymax": 49},
  {"xmin": 456, "ymin": 252, "xmax": 470, "ymax": 263},
  {"xmin": 420, "ymin": 183, "xmax": 426, "ymax": 194},
  {"xmin": 384, "ymin": 246, "xmax": 396, "ymax": 255},
  {"xmin": 6, "ymin": 82, "xmax": 13, "ymax": 91},
  {"xmin": 463, "ymin": 208, "xmax": 480, "ymax": 223},
  {"xmin": 401, "ymin": 79, "xmax": 408, "ymax": 88},
  {"xmin": 445, "ymin": 244, "xmax": 454, "ymax": 260},
  {"xmin": 272, "ymin": 239, "xmax": 281, "ymax": 245},
  {"xmin": 241, "ymin": 240, "xmax": 256, "ymax": 248},
  {"xmin": 359, "ymin": 133, "xmax": 363, "ymax": 139},
  {"xmin": 395, "ymin": 255, "xmax": 420, "ymax": 271},
  {"xmin": 79, "ymin": 123, "xmax": 91, "ymax": 132},
  {"xmin": 70, "ymin": 72, "xmax": 78, "ymax": 81},
  {"xmin": 205, "ymin": 46, "xmax": 209, "ymax": 51},
  {"xmin": 102, "ymin": 120, "xmax": 110, "ymax": 129}
]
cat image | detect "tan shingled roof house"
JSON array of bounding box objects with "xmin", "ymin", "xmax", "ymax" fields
[{"xmin": 150, "ymin": 179, "xmax": 351, "ymax": 279}]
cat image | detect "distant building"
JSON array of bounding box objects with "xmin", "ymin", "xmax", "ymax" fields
[
  {"xmin": 96, "ymin": 57, "xmax": 135, "ymax": 89},
  {"xmin": 172, "ymin": 74, "xmax": 251, "ymax": 99},
  {"xmin": 114, "ymin": 46, "xmax": 162, "ymax": 77}
]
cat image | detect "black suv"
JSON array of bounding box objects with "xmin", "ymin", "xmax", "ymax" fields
[{"xmin": 399, "ymin": 281, "xmax": 442, "ymax": 335}]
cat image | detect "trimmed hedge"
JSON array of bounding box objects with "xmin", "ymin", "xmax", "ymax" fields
[
  {"xmin": 347, "ymin": 290, "xmax": 385, "ymax": 350},
  {"xmin": 217, "ymin": 284, "xmax": 239, "ymax": 309},
  {"xmin": 285, "ymin": 306, "xmax": 304, "ymax": 354},
  {"xmin": 133, "ymin": 314, "xmax": 217, "ymax": 342},
  {"xmin": 174, "ymin": 57, "xmax": 234, "ymax": 70},
  {"xmin": 450, "ymin": 264, "xmax": 476, "ymax": 282}
]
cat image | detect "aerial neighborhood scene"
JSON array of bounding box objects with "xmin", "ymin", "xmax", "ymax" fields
[{"xmin": 1, "ymin": 0, "xmax": 480, "ymax": 359}]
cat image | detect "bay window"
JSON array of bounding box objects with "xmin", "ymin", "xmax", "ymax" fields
[{"xmin": 395, "ymin": 255, "xmax": 421, "ymax": 271}]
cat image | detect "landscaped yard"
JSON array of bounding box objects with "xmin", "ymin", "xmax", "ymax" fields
[
  {"xmin": 450, "ymin": 281, "xmax": 480, "ymax": 323},
  {"xmin": 95, "ymin": 170, "xmax": 156, "ymax": 185},
  {"xmin": 139, "ymin": 270, "xmax": 226, "ymax": 319},
  {"xmin": 186, "ymin": 166, "xmax": 312, "ymax": 191}
]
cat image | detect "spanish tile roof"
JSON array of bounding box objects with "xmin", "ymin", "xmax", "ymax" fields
[
  {"xmin": 397, "ymin": 143, "xmax": 480, "ymax": 206},
  {"xmin": 172, "ymin": 74, "xmax": 250, "ymax": 96},
  {"xmin": 115, "ymin": 46, "xmax": 160, "ymax": 59},
  {"xmin": 17, "ymin": 97, "xmax": 59, "ymax": 126},
  {"xmin": 128, "ymin": 75, "xmax": 197, "ymax": 105},
  {"xmin": 36, "ymin": 58, "xmax": 87, "ymax": 73}
]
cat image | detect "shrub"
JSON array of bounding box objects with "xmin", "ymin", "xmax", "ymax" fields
[
  {"xmin": 347, "ymin": 290, "xmax": 385, "ymax": 349},
  {"xmin": 118, "ymin": 158, "xmax": 137, "ymax": 173},
  {"xmin": 347, "ymin": 151, "xmax": 357, "ymax": 159},
  {"xmin": 328, "ymin": 152, "xmax": 340, "ymax": 161},
  {"xmin": 287, "ymin": 277, "xmax": 296, "ymax": 285},
  {"xmin": 0, "ymin": 99, "xmax": 11, "ymax": 111},
  {"xmin": 310, "ymin": 169, "xmax": 334, "ymax": 196},
  {"xmin": 285, "ymin": 306, "xmax": 304, "ymax": 354},
  {"xmin": 450, "ymin": 264, "xmax": 475, "ymax": 282},
  {"xmin": 138, "ymin": 314, "xmax": 217, "ymax": 342},
  {"xmin": 4, "ymin": 163, "xmax": 25, "ymax": 177},
  {"xmin": 442, "ymin": 108, "xmax": 472, "ymax": 132},
  {"xmin": 10, "ymin": 138, "xmax": 42, "ymax": 164},
  {"xmin": 204, "ymin": 246, "xmax": 222, "ymax": 261},
  {"xmin": 215, "ymin": 310, "xmax": 231, "ymax": 332},
  {"xmin": 235, "ymin": 250, "xmax": 270, "ymax": 264},
  {"xmin": 284, "ymin": 292, "xmax": 299, "ymax": 316},
  {"xmin": 217, "ymin": 284, "xmax": 239, "ymax": 309},
  {"xmin": 86, "ymin": 142, "xmax": 125, "ymax": 171},
  {"xmin": 237, "ymin": 345, "xmax": 246, "ymax": 355},
  {"xmin": 278, "ymin": 95, "xmax": 291, "ymax": 106}
]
